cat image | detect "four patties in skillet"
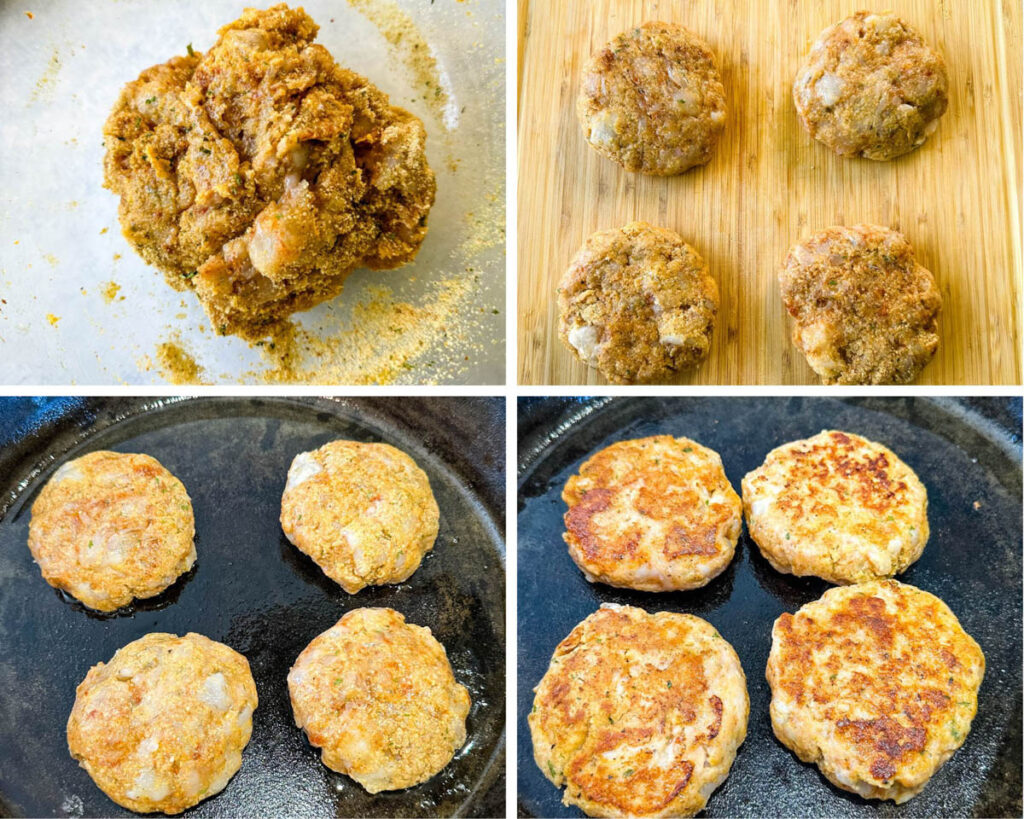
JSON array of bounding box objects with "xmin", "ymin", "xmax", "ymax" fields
[
  {"xmin": 287, "ymin": 607, "xmax": 470, "ymax": 792},
  {"xmin": 67, "ymin": 632, "xmax": 258, "ymax": 814},
  {"xmin": 562, "ymin": 435, "xmax": 742, "ymax": 591},
  {"xmin": 767, "ymin": 580, "xmax": 984, "ymax": 803},
  {"xmin": 742, "ymin": 430, "xmax": 929, "ymax": 584},
  {"xmin": 530, "ymin": 604, "xmax": 748, "ymax": 817},
  {"xmin": 28, "ymin": 451, "xmax": 196, "ymax": 612},
  {"xmin": 280, "ymin": 439, "xmax": 440, "ymax": 593}
]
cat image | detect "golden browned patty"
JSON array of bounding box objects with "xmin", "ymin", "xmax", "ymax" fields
[
  {"xmin": 779, "ymin": 224, "xmax": 941, "ymax": 384},
  {"xmin": 562, "ymin": 435, "xmax": 741, "ymax": 592},
  {"xmin": 530, "ymin": 604, "xmax": 748, "ymax": 817},
  {"xmin": 794, "ymin": 11, "xmax": 948, "ymax": 160},
  {"xmin": 27, "ymin": 451, "xmax": 195, "ymax": 612},
  {"xmin": 103, "ymin": 3, "xmax": 435, "ymax": 340},
  {"xmin": 767, "ymin": 580, "xmax": 984, "ymax": 803},
  {"xmin": 558, "ymin": 222, "xmax": 719, "ymax": 384},
  {"xmin": 742, "ymin": 430, "xmax": 929, "ymax": 585},
  {"xmin": 287, "ymin": 607, "xmax": 470, "ymax": 793},
  {"xmin": 578, "ymin": 22, "xmax": 726, "ymax": 175},
  {"xmin": 279, "ymin": 439, "xmax": 439, "ymax": 594},
  {"xmin": 67, "ymin": 633, "xmax": 258, "ymax": 814}
]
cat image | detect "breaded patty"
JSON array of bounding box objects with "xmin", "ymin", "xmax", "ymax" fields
[
  {"xmin": 280, "ymin": 439, "xmax": 439, "ymax": 594},
  {"xmin": 558, "ymin": 222, "xmax": 719, "ymax": 384},
  {"xmin": 67, "ymin": 633, "xmax": 257, "ymax": 814},
  {"xmin": 794, "ymin": 11, "xmax": 948, "ymax": 160},
  {"xmin": 287, "ymin": 607, "xmax": 470, "ymax": 792},
  {"xmin": 779, "ymin": 224, "xmax": 941, "ymax": 384},
  {"xmin": 742, "ymin": 430, "xmax": 928, "ymax": 585},
  {"xmin": 530, "ymin": 604, "xmax": 748, "ymax": 817},
  {"xmin": 563, "ymin": 436, "xmax": 741, "ymax": 591},
  {"xmin": 766, "ymin": 580, "xmax": 984, "ymax": 803},
  {"xmin": 28, "ymin": 451, "xmax": 196, "ymax": 612},
  {"xmin": 578, "ymin": 22, "xmax": 726, "ymax": 175},
  {"xmin": 103, "ymin": 4, "xmax": 434, "ymax": 340}
]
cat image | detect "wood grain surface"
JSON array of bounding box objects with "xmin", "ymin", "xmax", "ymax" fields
[{"xmin": 517, "ymin": 0, "xmax": 1022, "ymax": 385}]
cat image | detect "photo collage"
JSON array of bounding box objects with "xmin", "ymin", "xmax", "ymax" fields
[{"xmin": 0, "ymin": 1, "xmax": 1020, "ymax": 817}]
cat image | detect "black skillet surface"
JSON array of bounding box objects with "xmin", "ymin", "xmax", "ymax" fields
[
  {"xmin": 517, "ymin": 397, "xmax": 1022, "ymax": 818},
  {"xmin": 0, "ymin": 397, "xmax": 505, "ymax": 818}
]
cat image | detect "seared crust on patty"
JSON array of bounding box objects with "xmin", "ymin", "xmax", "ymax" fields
[
  {"xmin": 563, "ymin": 436, "xmax": 742, "ymax": 591},
  {"xmin": 280, "ymin": 440, "xmax": 439, "ymax": 594},
  {"xmin": 578, "ymin": 22, "xmax": 726, "ymax": 175},
  {"xmin": 779, "ymin": 224, "xmax": 941, "ymax": 385},
  {"xmin": 67, "ymin": 633, "xmax": 257, "ymax": 814},
  {"xmin": 287, "ymin": 607, "xmax": 470, "ymax": 793},
  {"xmin": 530, "ymin": 604, "xmax": 748, "ymax": 817},
  {"xmin": 794, "ymin": 11, "xmax": 948, "ymax": 161},
  {"xmin": 742, "ymin": 430, "xmax": 928, "ymax": 584},
  {"xmin": 28, "ymin": 451, "xmax": 196, "ymax": 612},
  {"xmin": 558, "ymin": 222, "xmax": 719, "ymax": 384},
  {"xmin": 766, "ymin": 580, "xmax": 984, "ymax": 803}
]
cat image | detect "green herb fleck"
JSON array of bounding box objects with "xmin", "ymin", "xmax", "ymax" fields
[
  {"xmin": 187, "ymin": 43, "xmax": 195, "ymax": 57},
  {"xmin": 145, "ymin": 96, "xmax": 156, "ymax": 105},
  {"xmin": 624, "ymin": 768, "xmax": 634, "ymax": 777},
  {"xmin": 198, "ymin": 146, "xmax": 211, "ymax": 155},
  {"xmin": 547, "ymin": 761, "xmax": 557, "ymax": 778},
  {"xmin": 182, "ymin": 270, "xmax": 197, "ymax": 280}
]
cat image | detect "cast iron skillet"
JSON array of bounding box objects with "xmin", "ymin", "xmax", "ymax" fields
[
  {"xmin": 517, "ymin": 397, "xmax": 1022, "ymax": 818},
  {"xmin": 0, "ymin": 397, "xmax": 505, "ymax": 818}
]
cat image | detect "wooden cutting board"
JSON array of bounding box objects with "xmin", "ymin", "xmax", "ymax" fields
[{"xmin": 517, "ymin": 0, "xmax": 1022, "ymax": 385}]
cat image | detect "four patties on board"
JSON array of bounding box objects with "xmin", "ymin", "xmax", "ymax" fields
[
  {"xmin": 530, "ymin": 604, "xmax": 748, "ymax": 817},
  {"xmin": 563, "ymin": 11, "xmax": 949, "ymax": 385}
]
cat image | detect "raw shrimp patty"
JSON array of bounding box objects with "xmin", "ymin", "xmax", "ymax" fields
[
  {"xmin": 27, "ymin": 451, "xmax": 195, "ymax": 612},
  {"xmin": 779, "ymin": 224, "xmax": 941, "ymax": 384},
  {"xmin": 279, "ymin": 439, "xmax": 439, "ymax": 594},
  {"xmin": 578, "ymin": 22, "xmax": 726, "ymax": 175},
  {"xmin": 742, "ymin": 430, "xmax": 929, "ymax": 585},
  {"xmin": 103, "ymin": 4, "xmax": 435, "ymax": 340},
  {"xmin": 794, "ymin": 11, "xmax": 948, "ymax": 160},
  {"xmin": 67, "ymin": 632, "xmax": 258, "ymax": 814},
  {"xmin": 558, "ymin": 222, "xmax": 719, "ymax": 384},
  {"xmin": 562, "ymin": 435, "xmax": 742, "ymax": 591},
  {"xmin": 287, "ymin": 607, "xmax": 470, "ymax": 792},
  {"xmin": 530, "ymin": 604, "xmax": 748, "ymax": 817},
  {"xmin": 767, "ymin": 580, "xmax": 984, "ymax": 803}
]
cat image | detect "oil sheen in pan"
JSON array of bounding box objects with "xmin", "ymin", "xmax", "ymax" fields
[
  {"xmin": 517, "ymin": 396, "xmax": 1022, "ymax": 818},
  {"xmin": 0, "ymin": 396, "xmax": 505, "ymax": 817}
]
